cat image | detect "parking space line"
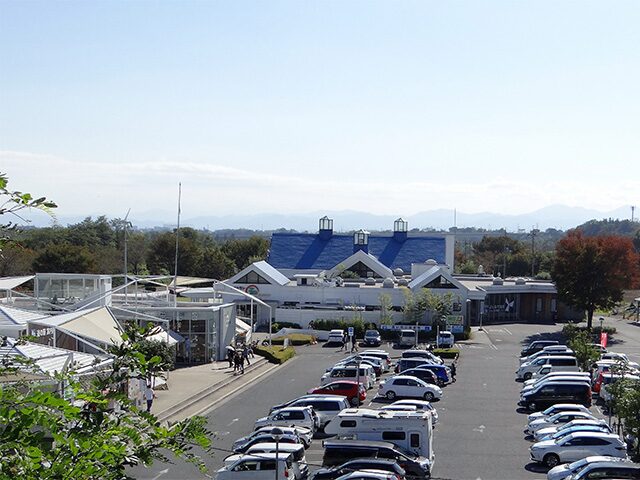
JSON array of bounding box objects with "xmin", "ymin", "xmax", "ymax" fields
[{"xmin": 503, "ymin": 328, "xmax": 513, "ymax": 335}]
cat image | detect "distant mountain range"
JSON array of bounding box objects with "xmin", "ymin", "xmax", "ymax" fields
[{"xmin": 22, "ymin": 205, "xmax": 635, "ymax": 232}]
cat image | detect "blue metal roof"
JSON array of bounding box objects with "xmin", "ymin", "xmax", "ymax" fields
[{"xmin": 267, "ymin": 233, "xmax": 446, "ymax": 272}]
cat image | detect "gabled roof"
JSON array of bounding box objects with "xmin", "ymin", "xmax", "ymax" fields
[
  {"xmin": 0, "ymin": 305, "xmax": 50, "ymax": 326},
  {"xmin": 268, "ymin": 233, "xmax": 446, "ymax": 272},
  {"xmin": 408, "ymin": 265, "xmax": 466, "ymax": 291},
  {"xmin": 0, "ymin": 337, "xmax": 111, "ymax": 375},
  {"xmin": 328, "ymin": 250, "xmax": 393, "ymax": 279},
  {"xmin": 228, "ymin": 260, "xmax": 290, "ymax": 286}
]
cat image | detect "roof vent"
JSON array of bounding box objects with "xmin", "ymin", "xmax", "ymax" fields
[
  {"xmin": 382, "ymin": 277, "xmax": 394, "ymax": 288},
  {"xmin": 393, "ymin": 268, "xmax": 404, "ymax": 276},
  {"xmin": 365, "ymin": 277, "xmax": 376, "ymax": 286},
  {"xmin": 515, "ymin": 277, "xmax": 526, "ymax": 285},
  {"xmin": 425, "ymin": 259, "xmax": 438, "ymax": 266},
  {"xmin": 353, "ymin": 229, "xmax": 369, "ymax": 254},
  {"xmin": 393, "ymin": 218, "xmax": 408, "ymax": 242},
  {"xmin": 319, "ymin": 216, "xmax": 333, "ymax": 240},
  {"xmin": 492, "ymin": 276, "xmax": 504, "ymax": 285},
  {"xmin": 398, "ymin": 278, "xmax": 409, "ymax": 286}
]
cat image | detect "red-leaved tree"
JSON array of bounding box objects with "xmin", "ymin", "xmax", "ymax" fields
[{"xmin": 552, "ymin": 230, "xmax": 640, "ymax": 328}]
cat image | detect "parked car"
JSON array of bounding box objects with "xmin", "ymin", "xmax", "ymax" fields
[
  {"xmin": 437, "ymin": 331, "xmax": 454, "ymax": 348},
  {"xmin": 215, "ymin": 452, "xmax": 293, "ymax": 480},
  {"xmin": 397, "ymin": 329, "xmax": 417, "ymax": 347},
  {"xmin": 520, "ymin": 382, "xmax": 592, "ymax": 411},
  {"xmin": 521, "ymin": 340, "xmax": 561, "ymax": 357},
  {"xmin": 360, "ymin": 351, "xmax": 392, "ymax": 370},
  {"xmin": 535, "ymin": 423, "xmax": 613, "ymax": 443},
  {"xmin": 600, "ymin": 374, "xmax": 640, "ymax": 403},
  {"xmin": 328, "ymin": 330, "xmax": 346, "ymax": 345},
  {"xmin": 529, "ymin": 370, "xmax": 591, "ymax": 384},
  {"xmin": 546, "ymin": 455, "xmax": 630, "ymax": 480},
  {"xmin": 565, "ymin": 459, "xmax": 640, "ymax": 479},
  {"xmin": 321, "ymin": 366, "xmax": 373, "ymax": 389},
  {"xmin": 378, "ymin": 376, "xmax": 442, "ymax": 401},
  {"xmin": 233, "ymin": 432, "xmax": 305, "ymax": 453},
  {"xmin": 254, "ymin": 406, "xmax": 318, "ymax": 432},
  {"xmin": 534, "ymin": 419, "xmax": 611, "ymax": 443},
  {"xmin": 322, "ymin": 439, "xmax": 431, "ymax": 479},
  {"xmin": 311, "ymin": 459, "xmax": 406, "ymax": 480},
  {"xmin": 521, "ymin": 377, "xmax": 591, "ymax": 396},
  {"xmin": 308, "ymin": 381, "xmax": 367, "ymax": 406},
  {"xmin": 408, "ymin": 364, "xmax": 451, "ymax": 385},
  {"xmin": 400, "ymin": 368, "xmax": 439, "ymax": 386},
  {"xmin": 520, "ymin": 346, "xmax": 574, "ymax": 365},
  {"xmin": 528, "ymin": 404, "xmax": 593, "ymax": 423},
  {"xmin": 334, "ymin": 471, "xmax": 403, "ymax": 480},
  {"xmin": 529, "ymin": 432, "xmax": 627, "ymax": 468},
  {"xmin": 278, "ymin": 396, "xmax": 350, "ymax": 429},
  {"xmin": 334, "ymin": 357, "xmax": 384, "ymax": 377},
  {"xmin": 401, "ymin": 350, "xmax": 444, "ymax": 365},
  {"xmin": 517, "ymin": 356, "xmax": 579, "ymax": 381},
  {"xmin": 233, "ymin": 426, "xmax": 312, "ymax": 451},
  {"xmin": 364, "ymin": 330, "xmax": 382, "ymax": 347},
  {"xmin": 224, "ymin": 443, "xmax": 309, "ymax": 480},
  {"xmin": 527, "ymin": 411, "xmax": 597, "ymax": 435}
]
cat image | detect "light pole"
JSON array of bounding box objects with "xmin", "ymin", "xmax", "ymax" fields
[
  {"xmin": 354, "ymin": 355, "xmax": 362, "ymax": 406},
  {"xmin": 599, "ymin": 316, "xmax": 604, "ymax": 332},
  {"xmin": 271, "ymin": 426, "xmax": 283, "ymax": 480}
]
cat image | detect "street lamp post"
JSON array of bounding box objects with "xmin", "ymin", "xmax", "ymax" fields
[
  {"xmin": 354, "ymin": 355, "xmax": 362, "ymax": 406},
  {"xmin": 271, "ymin": 426, "xmax": 283, "ymax": 480}
]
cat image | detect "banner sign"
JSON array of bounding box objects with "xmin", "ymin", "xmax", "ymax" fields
[
  {"xmin": 380, "ymin": 324, "xmax": 432, "ymax": 332},
  {"xmin": 450, "ymin": 325, "xmax": 464, "ymax": 333},
  {"xmin": 445, "ymin": 315, "xmax": 464, "ymax": 325},
  {"xmin": 600, "ymin": 332, "xmax": 608, "ymax": 348}
]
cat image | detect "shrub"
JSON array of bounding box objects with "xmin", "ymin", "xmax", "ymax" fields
[
  {"xmin": 271, "ymin": 334, "xmax": 317, "ymax": 346},
  {"xmin": 563, "ymin": 323, "xmax": 616, "ymax": 340},
  {"xmin": 254, "ymin": 345, "xmax": 296, "ymax": 364},
  {"xmin": 433, "ymin": 348, "xmax": 460, "ymax": 359},
  {"xmin": 274, "ymin": 322, "xmax": 302, "ymax": 330}
]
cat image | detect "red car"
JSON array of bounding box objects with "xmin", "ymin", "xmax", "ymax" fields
[{"xmin": 307, "ymin": 380, "xmax": 366, "ymax": 406}]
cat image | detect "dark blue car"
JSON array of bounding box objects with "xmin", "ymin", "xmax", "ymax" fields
[{"xmin": 413, "ymin": 364, "xmax": 450, "ymax": 385}]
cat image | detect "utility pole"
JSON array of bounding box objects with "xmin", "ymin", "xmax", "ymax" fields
[
  {"xmin": 632, "ymin": 206, "xmax": 636, "ymax": 222},
  {"xmin": 529, "ymin": 228, "xmax": 539, "ymax": 277},
  {"xmin": 173, "ymin": 183, "xmax": 182, "ymax": 308}
]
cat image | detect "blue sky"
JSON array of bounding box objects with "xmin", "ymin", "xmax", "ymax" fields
[{"xmin": 1, "ymin": 1, "xmax": 639, "ymax": 222}]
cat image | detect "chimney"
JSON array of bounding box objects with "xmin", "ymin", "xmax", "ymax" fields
[
  {"xmin": 353, "ymin": 229, "xmax": 369, "ymax": 254},
  {"xmin": 393, "ymin": 218, "xmax": 408, "ymax": 242},
  {"xmin": 319, "ymin": 216, "xmax": 333, "ymax": 241}
]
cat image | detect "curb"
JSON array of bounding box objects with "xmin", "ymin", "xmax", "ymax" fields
[{"xmin": 156, "ymin": 357, "xmax": 268, "ymax": 422}]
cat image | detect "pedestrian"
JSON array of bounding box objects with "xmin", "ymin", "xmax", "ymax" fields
[
  {"xmin": 450, "ymin": 362, "xmax": 457, "ymax": 382},
  {"xmin": 243, "ymin": 344, "xmax": 251, "ymax": 366},
  {"xmin": 233, "ymin": 351, "xmax": 241, "ymax": 373},
  {"xmin": 351, "ymin": 334, "xmax": 358, "ymax": 353},
  {"xmin": 227, "ymin": 346, "xmax": 234, "ymax": 368},
  {"xmin": 239, "ymin": 350, "xmax": 246, "ymax": 374},
  {"xmin": 341, "ymin": 333, "xmax": 348, "ymax": 351},
  {"xmin": 144, "ymin": 383, "xmax": 155, "ymax": 413}
]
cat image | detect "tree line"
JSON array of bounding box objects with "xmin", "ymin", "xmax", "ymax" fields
[{"xmin": 1, "ymin": 216, "xmax": 269, "ymax": 280}]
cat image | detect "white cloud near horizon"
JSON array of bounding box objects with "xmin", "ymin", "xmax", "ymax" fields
[{"xmin": 2, "ymin": 150, "xmax": 638, "ymax": 221}]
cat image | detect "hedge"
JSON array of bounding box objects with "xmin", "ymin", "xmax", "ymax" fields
[
  {"xmin": 270, "ymin": 322, "xmax": 302, "ymax": 332},
  {"xmin": 254, "ymin": 345, "xmax": 296, "ymax": 364},
  {"xmin": 271, "ymin": 334, "xmax": 317, "ymax": 346},
  {"xmin": 562, "ymin": 323, "xmax": 617, "ymax": 339},
  {"xmin": 432, "ymin": 348, "xmax": 460, "ymax": 359}
]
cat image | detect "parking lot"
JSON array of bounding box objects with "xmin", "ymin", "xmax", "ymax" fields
[{"xmin": 133, "ymin": 317, "xmax": 640, "ymax": 480}]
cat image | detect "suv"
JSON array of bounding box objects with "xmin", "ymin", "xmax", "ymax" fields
[
  {"xmin": 311, "ymin": 459, "xmax": 406, "ymax": 480},
  {"xmin": 400, "ymin": 368, "xmax": 439, "ymax": 386},
  {"xmin": 529, "ymin": 432, "xmax": 627, "ymax": 468},
  {"xmin": 322, "ymin": 439, "xmax": 431, "ymax": 478},
  {"xmin": 216, "ymin": 453, "xmax": 294, "ymax": 480},
  {"xmin": 328, "ymin": 330, "xmax": 346, "ymax": 345},
  {"xmin": 254, "ymin": 406, "xmax": 318, "ymax": 432},
  {"xmin": 521, "ymin": 340, "xmax": 560, "ymax": 357},
  {"xmin": 364, "ymin": 330, "xmax": 382, "ymax": 347},
  {"xmin": 401, "ymin": 350, "xmax": 444, "ymax": 365},
  {"xmin": 278, "ymin": 396, "xmax": 350, "ymax": 429},
  {"xmin": 520, "ymin": 382, "xmax": 592, "ymax": 411},
  {"xmin": 233, "ymin": 426, "xmax": 312, "ymax": 451}
]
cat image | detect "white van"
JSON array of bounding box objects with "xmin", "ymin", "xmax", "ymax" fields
[
  {"xmin": 224, "ymin": 443, "xmax": 308, "ymax": 480},
  {"xmin": 321, "ymin": 366, "xmax": 374, "ymax": 389},
  {"xmin": 398, "ymin": 329, "xmax": 417, "ymax": 347},
  {"xmin": 324, "ymin": 408, "xmax": 434, "ymax": 467},
  {"xmin": 530, "ymin": 365, "xmax": 584, "ymax": 381},
  {"xmin": 517, "ymin": 355, "xmax": 578, "ymax": 381},
  {"xmin": 328, "ymin": 329, "xmax": 345, "ymax": 344},
  {"xmin": 283, "ymin": 395, "xmax": 350, "ymax": 429},
  {"xmin": 216, "ymin": 453, "xmax": 293, "ymax": 480},
  {"xmin": 437, "ymin": 331, "xmax": 454, "ymax": 348}
]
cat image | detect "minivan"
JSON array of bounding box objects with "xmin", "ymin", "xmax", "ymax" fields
[
  {"xmin": 398, "ymin": 329, "xmax": 417, "ymax": 347},
  {"xmin": 520, "ymin": 346, "xmax": 574, "ymax": 365},
  {"xmin": 216, "ymin": 453, "xmax": 294, "ymax": 480},
  {"xmin": 282, "ymin": 396, "xmax": 350, "ymax": 429},
  {"xmin": 519, "ymin": 381, "xmax": 592, "ymax": 411},
  {"xmin": 437, "ymin": 331, "xmax": 454, "ymax": 348},
  {"xmin": 517, "ymin": 356, "xmax": 578, "ymax": 381},
  {"xmin": 322, "ymin": 439, "xmax": 431, "ymax": 478}
]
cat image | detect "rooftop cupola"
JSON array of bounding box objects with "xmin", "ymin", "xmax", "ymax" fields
[
  {"xmin": 393, "ymin": 217, "xmax": 408, "ymax": 242},
  {"xmin": 353, "ymin": 229, "xmax": 370, "ymax": 254},
  {"xmin": 319, "ymin": 216, "xmax": 333, "ymax": 240}
]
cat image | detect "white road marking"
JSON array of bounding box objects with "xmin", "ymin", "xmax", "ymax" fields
[
  {"xmin": 503, "ymin": 328, "xmax": 513, "ymax": 335},
  {"xmin": 150, "ymin": 469, "xmax": 169, "ymax": 480},
  {"xmin": 226, "ymin": 418, "xmax": 239, "ymax": 427},
  {"xmin": 473, "ymin": 424, "xmax": 486, "ymax": 433},
  {"xmin": 491, "ymin": 344, "xmax": 498, "ymax": 350}
]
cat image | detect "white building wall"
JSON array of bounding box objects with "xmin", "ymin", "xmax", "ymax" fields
[{"xmin": 275, "ymin": 308, "xmax": 404, "ymax": 328}]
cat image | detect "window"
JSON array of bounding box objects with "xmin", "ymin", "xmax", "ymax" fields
[
  {"xmin": 260, "ymin": 460, "xmax": 276, "ymax": 471},
  {"xmin": 382, "ymin": 431, "xmax": 406, "ymax": 440},
  {"xmin": 582, "ymin": 438, "xmax": 610, "ymax": 446},
  {"xmin": 410, "ymin": 433, "xmax": 420, "ymax": 448},
  {"xmin": 340, "ymin": 420, "xmax": 357, "ymax": 428},
  {"xmin": 290, "ymin": 411, "xmax": 305, "ymax": 420},
  {"xmin": 344, "ymin": 262, "xmax": 381, "ymax": 279},
  {"xmin": 423, "ymin": 275, "xmax": 458, "ymax": 289},
  {"xmin": 393, "ymin": 379, "xmax": 409, "ymax": 386},
  {"xmin": 234, "ymin": 461, "xmax": 259, "ymax": 471},
  {"xmin": 235, "ymin": 271, "xmax": 270, "ymax": 284}
]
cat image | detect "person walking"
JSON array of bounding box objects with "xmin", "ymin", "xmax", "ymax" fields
[
  {"xmin": 450, "ymin": 362, "xmax": 457, "ymax": 382},
  {"xmin": 227, "ymin": 346, "xmax": 234, "ymax": 368},
  {"xmin": 144, "ymin": 383, "xmax": 156, "ymax": 413},
  {"xmin": 340, "ymin": 333, "xmax": 348, "ymax": 351},
  {"xmin": 233, "ymin": 351, "xmax": 241, "ymax": 373},
  {"xmin": 243, "ymin": 344, "xmax": 251, "ymax": 366},
  {"xmin": 351, "ymin": 334, "xmax": 358, "ymax": 353},
  {"xmin": 239, "ymin": 350, "xmax": 246, "ymax": 374}
]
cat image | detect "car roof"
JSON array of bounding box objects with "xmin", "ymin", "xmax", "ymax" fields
[
  {"xmin": 247, "ymin": 443, "xmax": 304, "ymax": 452},
  {"xmin": 232, "ymin": 452, "xmax": 290, "ymax": 461},
  {"xmin": 322, "ymin": 380, "xmax": 359, "ymax": 386},
  {"xmin": 323, "ymin": 439, "xmax": 397, "ymax": 449},
  {"xmin": 563, "ymin": 432, "xmax": 618, "ymax": 440},
  {"xmin": 293, "ymin": 395, "xmax": 348, "ymax": 402},
  {"xmin": 390, "ymin": 375, "xmax": 426, "ymax": 382},
  {"xmin": 277, "ymin": 406, "xmax": 313, "ymax": 412},
  {"xmin": 341, "ymin": 459, "xmax": 400, "ymax": 467}
]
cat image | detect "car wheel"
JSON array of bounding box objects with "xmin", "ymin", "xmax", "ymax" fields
[
  {"xmin": 350, "ymin": 397, "xmax": 359, "ymax": 406},
  {"xmin": 523, "ymin": 372, "xmax": 533, "ymax": 381},
  {"xmin": 528, "ymin": 402, "xmax": 536, "ymax": 411},
  {"xmin": 385, "ymin": 391, "xmax": 396, "ymax": 400},
  {"xmin": 424, "ymin": 392, "xmax": 434, "ymax": 401},
  {"xmin": 544, "ymin": 453, "xmax": 560, "ymax": 468}
]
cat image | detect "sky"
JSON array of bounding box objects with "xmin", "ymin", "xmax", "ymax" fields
[{"xmin": 1, "ymin": 1, "xmax": 640, "ymax": 225}]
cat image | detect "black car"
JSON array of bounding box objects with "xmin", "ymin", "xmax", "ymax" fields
[
  {"xmin": 519, "ymin": 382, "xmax": 592, "ymax": 411},
  {"xmin": 401, "ymin": 368, "xmax": 439, "ymax": 385},
  {"xmin": 364, "ymin": 330, "xmax": 382, "ymax": 347},
  {"xmin": 312, "ymin": 459, "xmax": 406, "ymax": 480},
  {"xmin": 520, "ymin": 340, "xmax": 560, "ymax": 357}
]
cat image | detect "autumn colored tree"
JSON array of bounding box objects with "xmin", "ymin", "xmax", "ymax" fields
[{"xmin": 553, "ymin": 230, "xmax": 640, "ymax": 328}]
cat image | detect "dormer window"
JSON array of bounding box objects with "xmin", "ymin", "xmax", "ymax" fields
[{"xmin": 354, "ymin": 229, "xmax": 369, "ymax": 245}]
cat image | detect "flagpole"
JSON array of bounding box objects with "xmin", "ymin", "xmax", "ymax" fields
[{"xmin": 173, "ymin": 183, "xmax": 182, "ymax": 308}]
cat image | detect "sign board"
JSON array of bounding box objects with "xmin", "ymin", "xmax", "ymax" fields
[
  {"xmin": 445, "ymin": 315, "xmax": 464, "ymax": 325},
  {"xmin": 348, "ymin": 327, "xmax": 354, "ymax": 337},
  {"xmin": 380, "ymin": 324, "xmax": 432, "ymax": 332},
  {"xmin": 600, "ymin": 332, "xmax": 608, "ymax": 348},
  {"xmin": 450, "ymin": 325, "xmax": 464, "ymax": 333}
]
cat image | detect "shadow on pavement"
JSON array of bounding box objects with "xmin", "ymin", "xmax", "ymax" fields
[
  {"xmin": 520, "ymin": 329, "xmax": 565, "ymax": 346},
  {"xmin": 515, "ymin": 407, "xmax": 530, "ymax": 415},
  {"xmin": 524, "ymin": 462, "xmax": 549, "ymax": 474}
]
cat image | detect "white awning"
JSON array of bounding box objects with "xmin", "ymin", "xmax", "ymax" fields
[{"xmin": 0, "ymin": 275, "xmax": 35, "ymax": 291}]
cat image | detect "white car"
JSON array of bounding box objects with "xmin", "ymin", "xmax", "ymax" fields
[
  {"xmin": 335, "ymin": 471, "xmax": 402, "ymax": 480},
  {"xmin": 566, "ymin": 459, "xmax": 640, "ymax": 479},
  {"xmin": 600, "ymin": 374, "xmax": 640, "ymax": 403},
  {"xmin": 322, "ymin": 366, "xmax": 375, "ymax": 389},
  {"xmin": 254, "ymin": 406, "xmax": 318, "ymax": 432},
  {"xmin": 601, "ymin": 352, "xmax": 640, "ymax": 369},
  {"xmin": 328, "ymin": 329, "xmax": 345, "ymax": 344},
  {"xmin": 520, "ymin": 346, "xmax": 575, "ymax": 365},
  {"xmin": 534, "ymin": 419, "xmax": 610, "ymax": 442},
  {"xmin": 224, "ymin": 443, "xmax": 309, "ymax": 480},
  {"xmin": 236, "ymin": 426, "xmax": 313, "ymax": 449},
  {"xmin": 521, "ymin": 377, "xmax": 591, "ymax": 395},
  {"xmin": 215, "ymin": 453, "xmax": 293, "ymax": 480},
  {"xmin": 529, "ymin": 432, "xmax": 627, "ymax": 468},
  {"xmin": 378, "ymin": 375, "xmax": 442, "ymax": 401},
  {"xmin": 546, "ymin": 455, "xmax": 630, "ymax": 480},
  {"xmin": 387, "ymin": 399, "xmax": 438, "ymax": 425},
  {"xmin": 528, "ymin": 404, "xmax": 593, "ymax": 423},
  {"xmin": 536, "ymin": 424, "xmax": 613, "ymax": 443},
  {"xmin": 528, "ymin": 371, "xmax": 591, "ymax": 384},
  {"xmin": 527, "ymin": 411, "xmax": 596, "ymax": 435}
]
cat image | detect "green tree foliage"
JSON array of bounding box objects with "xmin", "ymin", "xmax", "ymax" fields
[
  {"xmin": 379, "ymin": 294, "xmax": 393, "ymax": 325},
  {"xmin": 553, "ymin": 230, "xmax": 640, "ymax": 328},
  {"xmin": 146, "ymin": 228, "xmax": 203, "ymax": 276},
  {"xmin": 565, "ymin": 329, "xmax": 600, "ymax": 371},
  {"xmin": 198, "ymin": 245, "xmax": 237, "ymax": 279},
  {"xmin": 0, "ymin": 330, "xmax": 212, "ymax": 479},
  {"xmin": 32, "ymin": 243, "xmax": 97, "ymax": 273},
  {"xmin": 222, "ymin": 236, "xmax": 269, "ymax": 270}
]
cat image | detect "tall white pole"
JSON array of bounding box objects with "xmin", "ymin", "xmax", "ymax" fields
[
  {"xmin": 123, "ymin": 208, "xmax": 131, "ymax": 303},
  {"xmin": 173, "ymin": 183, "xmax": 182, "ymax": 308}
]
